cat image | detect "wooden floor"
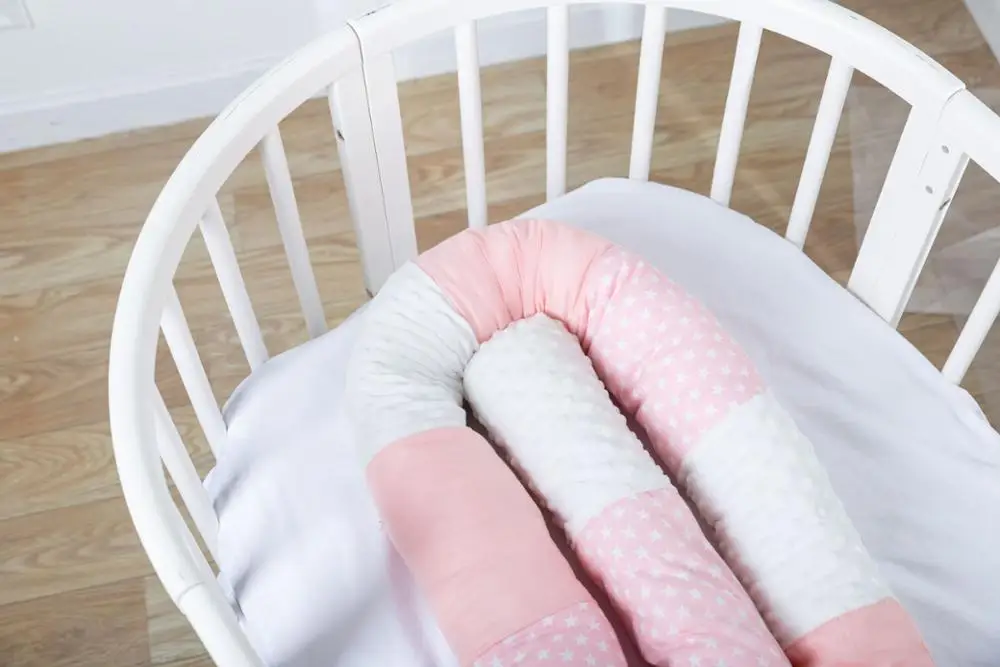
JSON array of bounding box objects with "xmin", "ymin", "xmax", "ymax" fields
[{"xmin": 2, "ymin": 1, "xmax": 999, "ymax": 665}]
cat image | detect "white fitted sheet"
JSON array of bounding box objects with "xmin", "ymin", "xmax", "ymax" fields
[{"xmin": 206, "ymin": 178, "xmax": 1000, "ymax": 667}]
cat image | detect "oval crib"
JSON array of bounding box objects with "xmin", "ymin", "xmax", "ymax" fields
[{"xmin": 108, "ymin": 1, "xmax": 1000, "ymax": 666}]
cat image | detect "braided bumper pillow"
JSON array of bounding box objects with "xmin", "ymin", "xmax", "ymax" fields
[{"xmin": 345, "ymin": 219, "xmax": 934, "ymax": 667}]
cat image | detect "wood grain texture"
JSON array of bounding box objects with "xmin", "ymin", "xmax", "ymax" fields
[
  {"xmin": 0, "ymin": 580, "xmax": 149, "ymax": 667},
  {"xmin": 0, "ymin": 0, "xmax": 997, "ymax": 664},
  {"xmin": 157, "ymin": 658, "xmax": 216, "ymax": 667},
  {"xmin": 0, "ymin": 497, "xmax": 149, "ymax": 607},
  {"xmin": 145, "ymin": 576, "xmax": 205, "ymax": 666}
]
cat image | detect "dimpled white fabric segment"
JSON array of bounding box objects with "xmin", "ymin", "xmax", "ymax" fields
[
  {"xmin": 464, "ymin": 314, "xmax": 672, "ymax": 535},
  {"xmin": 346, "ymin": 262, "xmax": 478, "ymax": 462},
  {"xmin": 679, "ymin": 391, "xmax": 892, "ymax": 644}
]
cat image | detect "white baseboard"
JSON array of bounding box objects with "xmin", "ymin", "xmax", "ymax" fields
[
  {"xmin": 0, "ymin": 7, "xmax": 725, "ymax": 153},
  {"xmin": 0, "ymin": 57, "xmax": 282, "ymax": 153}
]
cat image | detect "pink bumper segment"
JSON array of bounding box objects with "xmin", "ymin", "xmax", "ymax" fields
[
  {"xmin": 784, "ymin": 599, "xmax": 935, "ymax": 667},
  {"xmin": 367, "ymin": 426, "xmax": 626, "ymax": 666},
  {"xmin": 582, "ymin": 247, "xmax": 765, "ymax": 470},
  {"xmin": 416, "ymin": 218, "xmax": 614, "ymax": 344},
  {"xmin": 577, "ymin": 489, "xmax": 787, "ymax": 667},
  {"xmin": 474, "ymin": 601, "xmax": 627, "ymax": 667}
]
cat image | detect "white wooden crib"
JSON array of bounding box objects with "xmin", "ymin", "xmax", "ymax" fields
[{"xmin": 109, "ymin": 1, "xmax": 1000, "ymax": 666}]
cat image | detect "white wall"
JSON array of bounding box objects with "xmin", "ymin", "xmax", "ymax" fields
[
  {"xmin": 965, "ymin": 0, "xmax": 1000, "ymax": 63},
  {"xmin": 0, "ymin": 0, "xmax": 320, "ymax": 151},
  {"xmin": 0, "ymin": 1, "xmax": 724, "ymax": 152}
]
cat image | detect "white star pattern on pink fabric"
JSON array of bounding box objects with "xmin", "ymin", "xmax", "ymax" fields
[
  {"xmin": 584, "ymin": 248, "xmax": 764, "ymax": 470},
  {"xmin": 474, "ymin": 602, "xmax": 627, "ymax": 667},
  {"xmin": 576, "ymin": 489, "xmax": 788, "ymax": 667}
]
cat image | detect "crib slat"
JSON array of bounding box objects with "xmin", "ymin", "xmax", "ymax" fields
[
  {"xmin": 711, "ymin": 23, "xmax": 763, "ymax": 205},
  {"xmin": 178, "ymin": 582, "xmax": 266, "ymax": 667},
  {"xmin": 259, "ymin": 128, "xmax": 327, "ymax": 338},
  {"xmin": 153, "ymin": 388, "xmax": 220, "ymax": 562},
  {"xmin": 546, "ymin": 5, "xmax": 569, "ymax": 201},
  {"xmin": 161, "ymin": 287, "xmax": 228, "ymax": 457},
  {"xmin": 628, "ymin": 3, "xmax": 668, "ymax": 181},
  {"xmin": 786, "ymin": 57, "xmax": 854, "ymax": 247},
  {"xmin": 359, "ymin": 53, "xmax": 420, "ymax": 268},
  {"xmin": 455, "ymin": 22, "xmax": 488, "ymax": 229},
  {"xmin": 199, "ymin": 199, "xmax": 269, "ymax": 370},
  {"xmin": 943, "ymin": 258, "xmax": 1000, "ymax": 383},
  {"xmin": 848, "ymin": 107, "xmax": 968, "ymax": 325},
  {"xmin": 329, "ymin": 78, "xmax": 395, "ymax": 293}
]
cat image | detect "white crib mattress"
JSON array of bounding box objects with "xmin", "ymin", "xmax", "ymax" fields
[{"xmin": 205, "ymin": 177, "xmax": 1000, "ymax": 667}]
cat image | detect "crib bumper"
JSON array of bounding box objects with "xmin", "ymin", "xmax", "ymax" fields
[{"xmin": 345, "ymin": 218, "xmax": 934, "ymax": 667}]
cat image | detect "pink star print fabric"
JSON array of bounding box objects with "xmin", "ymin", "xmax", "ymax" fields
[
  {"xmin": 583, "ymin": 247, "xmax": 765, "ymax": 472},
  {"xmin": 474, "ymin": 602, "xmax": 626, "ymax": 667},
  {"xmin": 577, "ymin": 490, "xmax": 787, "ymax": 667}
]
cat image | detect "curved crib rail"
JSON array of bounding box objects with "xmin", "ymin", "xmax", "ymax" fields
[
  {"xmin": 109, "ymin": 28, "xmax": 365, "ymax": 667},
  {"xmin": 108, "ymin": 2, "xmax": 1000, "ymax": 666}
]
